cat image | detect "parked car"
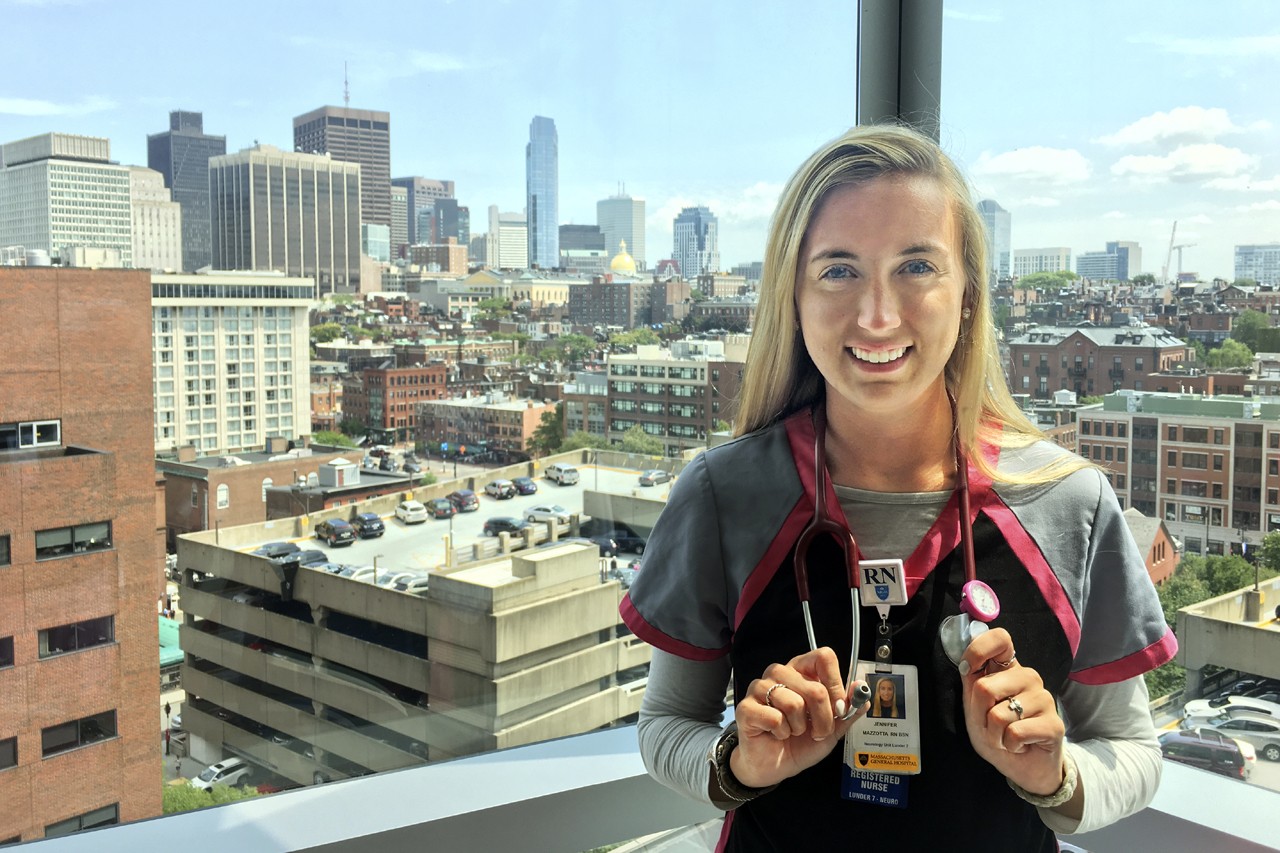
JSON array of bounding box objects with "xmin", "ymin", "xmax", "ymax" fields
[
  {"xmin": 1158, "ymin": 729, "xmax": 1247, "ymax": 780},
  {"xmin": 526, "ymin": 504, "xmax": 571, "ymax": 524},
  {"xmin": 639, "ymin": 469, "xmax": 671, "ymax": 486},
  {"xmin": 294, "ymin": 549, "xmax": 329, "ymax": 566},
  {"xmin": 446, "ymin": 489, "xmax": 480, "ymax": 512},
  {"xmin": 512, "ymin": 476, "xmax": 538, "ymax": 495},
  {"xmin": 352, "ymin": 512, "xmax": 385, "ymax": 538},
  {"xmin": 485, "ymin": 479, "xmax": 517, "ymax": 499},
  {"xmin": 1199, "ymin": 713, "xmax": 1280, "ymax": 762},
  {"xmin": 337, "ymin": 565, "xmax": 377, "ymax": 582},
  {"xmin": 428, "ymin": 498, "xmax": 456, "ymax": 519},
  {"xmin": 483, "ymin": 517, "xmax": 529, "ymax": 537},
  {"xmin": 190, "ymin": 757, "xmax": 254, "ymax": 792},
  {"xmin": 589, "ymin": 535, "xmax": 618, "ymax": 556},
  {"xmin": 379, "ymin": 456, "xmax": 398, "ymax": 472},
  {"xmin": 544, "ymin": 463, "xmax": 580, "ymax": 485},
  {"xmin": 366, "ymin": 445, "xmax": 392, "ymax": 457},
  {"xmin": 392, "ymin": 573, "xmax": 431, "ymax": 594},
  {"xmin": 1210, "ymin": 678, "xmax": 1280, "ymax": 701},
  {"xmin": 314, "ymin": 518, "xmax": 356, "ymax": 547},
  {"xmin": 402, "ymin": 461, "xmax": 423, "ymax": 474},
  {"xmin": 251, "ymin": 541, "xmax": 300, "ymax": 560},
  {"xmin": 598, "ymin": 528, "xmax": 647, "ymax": 555},
  {"xmin": 1183, "ymin": 695, "xmax": 1280, "ymax": 727},
  {"xmin": 395, "ymin": 500, "xmax": 429, "ymax": 524},
  {"xmin": 612, "ymin": 558, "xmax": 641, "ymax": 589}
]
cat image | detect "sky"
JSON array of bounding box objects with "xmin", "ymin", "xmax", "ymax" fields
[{"xmin": 2, "ymin": 0, "xmax": 1276, "ymax": 279}]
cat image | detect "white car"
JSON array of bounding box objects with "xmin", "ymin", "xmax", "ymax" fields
[
  {"xmin": 526, "ymin": 504, "xmax": 571, "ymax": 524},
  {"xmin": 190, "ymin": 756, "xmax": 252, "ymax": 792},
  {"xmin": 395, "ymin": 500, "xmax": 429, "ymax": 524},
  {"xmin": 1182, "ymin": 695, "xmax": 1280, "ymax": 727},
  {"xmin": 1198, "ymin": 714, "xmax": 1280, "ymax": 762}
]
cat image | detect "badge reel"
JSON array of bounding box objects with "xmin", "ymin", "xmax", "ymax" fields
[{"xmin": 939, "ymin": 580, "xmax": 1000, "ymax": 667}]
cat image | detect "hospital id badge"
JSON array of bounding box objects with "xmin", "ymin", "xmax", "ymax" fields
[{"xmin": 843, "ymin": 662, "xmax": 921, "ymax": 776}]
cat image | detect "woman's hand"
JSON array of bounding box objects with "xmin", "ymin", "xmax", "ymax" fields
[
  {"xmin": 959, "ymin": 628, "xmax": 1068, "ymax": 797},
  {"xmin": 730, "ymin": 647, "xmax": 869, "ymax": 788}
]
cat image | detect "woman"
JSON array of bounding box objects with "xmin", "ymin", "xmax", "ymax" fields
[
  {"xmin": 870, "ymin": 677, "xmax": 900, "ymax": 719},
  {"xmin": 620, "ymin": 124, "xmax": 1176, "ymax": 852}
]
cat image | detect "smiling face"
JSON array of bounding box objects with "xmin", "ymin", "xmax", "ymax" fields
[
  {"xmin": 878, "ymin": 679, "xmax": 896, "ymax": 705},
  {"xmin": 795, "ymin": 175, "xmax": 965, "ymax": 424}
]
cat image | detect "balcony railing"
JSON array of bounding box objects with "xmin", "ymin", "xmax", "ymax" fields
[{"xmin": 17, "ymin": 726, "xmax": 1280, "ymax": 852}]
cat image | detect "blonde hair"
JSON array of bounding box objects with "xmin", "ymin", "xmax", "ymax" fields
[
  {"xmin": 735, "ymin": 124, "xmax": 1084, "ymax": 485},
  {"xmin": 872, "ymin": 677, "xmax": 899, "ymax": 718}
]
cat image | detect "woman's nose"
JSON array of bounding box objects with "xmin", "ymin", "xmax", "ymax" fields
[{"xmin": 857, "ymin": 277, "xmax": 901, "ymax": 331}]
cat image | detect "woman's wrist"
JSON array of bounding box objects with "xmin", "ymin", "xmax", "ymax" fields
[{"xmin": 1007, "ymin": 755, "xmax": 1078, "ymax": 808}]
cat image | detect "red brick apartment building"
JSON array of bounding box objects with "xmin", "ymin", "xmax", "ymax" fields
[
  {"xmin": 0, "ymin": 268, "xmax": 160, "ymax": 841},
  {"xmin": 1007, "ymin": 325, "xmax": 1189, "ymax": 399},
  {"xmin": 342, "ymin": 363, "xmax": 447, "ymax": 442}
]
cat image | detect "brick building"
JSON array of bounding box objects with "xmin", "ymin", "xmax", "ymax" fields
[
  {"xmin": 1122, "ymin": 507, "xmax": 1178, "ymax": 586},
  {"xmin": 568, "ymin": 278, "xmax": 654, "ymax": 329},
  {"xmin": 1081, "ymin": 391, "xmax": 1280, "ymax": 556},
  {"xmin": 1006, "ymin": 325, "xmax": 1189, "ymax": 399},
  {"xmin": 0, "ymin": 268, "xmax": 161, "ymax": 841},
  {"xmin": 415, "ymin": 395, "xmax": 556, "ymax": 455},
  {"xmin": 342, "ymin": 363, "xmax": 448, "ymax": 442}
]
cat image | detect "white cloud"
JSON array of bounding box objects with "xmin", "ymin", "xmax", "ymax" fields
[
  {"xmin": 971, "ymin": 147, "xmax": 1091, "ymax": 185},
  {"xmin": 1205, "ymin": 174, "xmax": 1280, "ymax": 192},
  {"xmin": 646, "ymin": 181, "xmax": 784, "ymax": 234},
  {"xmin": 1184, "ymin": 214, "xmax": 1213, "ymax": 225},
  {"xmin": 1111, "ymin": 143, "xmax": 1255, "ymax": 182},
  {"xmin": 1129, "ymin": 33, "xmax": 1280, "ymax": 57},
  {"xmin": 1095, "ymin": 106, "xmax": 1254, "ymax": 146},
  {"xmin": 1103, "ymin": 211, "xmax": 1127, "ymax": 219},
  {"xmin": 0, "ymin": 95, "xmax": 116, "ymax": 116},
  {"xmin": 1237, "ymin": 200, "xmax": 1280, "ymax": 212},
  {"xmin": 1012, "ymin": 196, "xmax": 1060, "ymax": 208}
]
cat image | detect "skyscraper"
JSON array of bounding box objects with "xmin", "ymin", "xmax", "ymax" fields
[
  {"xmin": 391, "ymin": 177, "xmax": 455, "ymax": 245},
  {"xmin": 147, "ymin": 111, "xmax": 226, "ymax": 271},
  {"xmin": 487, "ymin": 205, "xmax": 527, "ymax": 269},
  {"xmin": 293, "ymin": 106, "xmax": 391, "ymax": 228},
  {"xmin": 525, "ymin": 116, "xmax": 558, "ymax": 269},
  {"xmin": 434, "ymin": 198, "xmax": 470, "ymax": 246},
  {"xmin": 976, "ymin": 199, "xmax": 1011, "ymax": 283},
  {"xmin": 208, "ymin": 145, "xmax": 361, "ymax": 295},
  {"xmin": 672, "ymin": 206, "xmax": 719, "ymax": 279},
  {"xmin": 0, "ymin": 133, "xmax": 133, "ymax": 267},
  {"xmin": 390, "ymin": 185, "xmax": 408, "ymax": 256},
  {"xmin": 597, "ymin": 193, "xmax": 645, "ymax": 269},
  {"xmin": 128, "ymin": 166, "xmax": 182, "ymax": 272},
  {"xmin": 1106, "ymin": 241, "xmax": 1142, "ymax": 281},
  {"xmin": 1235, "ymin": 244, "xmax": 1280, "ymax": 286}
]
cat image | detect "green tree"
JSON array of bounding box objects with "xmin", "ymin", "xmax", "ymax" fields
[
  {"xmin": 1233, "ymin": 278, "xmax": 1258, "ymax": 288},
  {"xmin": 528, "ymin": 404, "xmax": 564, "ymax": 455},
  {"xmin": 339, "ymin": 416, "xmax": 367, "ymax": 438},
  {"xmin": 1205, "ymin": 338, "xmax": 1253, "ymax": 369},
  {"xmin": 1190, "ymin": 340, "xmax": 1208, "ymax": 363},
  {"xmin": 310, "ymin": 322, "xmax": 344, "ymax": 343},
  {"xmin": 690, "ymin": 288, "xmax": 708, "ymax": 303},
  {"xmin": 1077, "ymin": 395, "xmax": 1104, "ymax": 405},
  {"xmin": 713, "ymin": 419, "xmax": 732, "ymax": 433},
  {"xmin": 312, "ymin": 431, "xmax": 356, "ymax": 448},
  {"xmin": 610, "ymin": 328, "xmax": 660, "ymax": 349},
  {"xmin": 1130, "ymin": 273, "xmax": 1157, "ymax": 286},
  {"xmin": 1231, "ymin": 309, "xmax": 1269, "ymax": 351},
  {"xmin": 1015, "ymin": 271, "xmax": 1077, "ymax": 291},
  {"xmin": 330, "ymin": 294, "xmax": 355, "ymax": 306},
  {"xmin": 1259, "ymin": 531, "xmax": 1280, "ymax": 575},
  {"xmin": 476, "ymin": 297, "xmax": 511, "ymax": 319},
  {"xmin": 163, "ymin": 783, "xmax": 261, "ymax": 815},
  {"xmin": 561, "ymin": 430, "xmax": 608, "ymax": 451},
  {"xmin": 619, "ymin": 425, "xmax": 664, "ymax": 455}
]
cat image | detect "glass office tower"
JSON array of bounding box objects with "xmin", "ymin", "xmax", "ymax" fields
[
  {"xmin": 525, "ymin": 116, "xmax": 559, "ymax": 269},
  {"xmin": 147, "ymin": 111, "xmax": 226, "ymax": 271}
]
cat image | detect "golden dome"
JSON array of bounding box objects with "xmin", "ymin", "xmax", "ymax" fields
[{"xmin": 609, "ymin": 239, "xmax": 637, "ymax": 276}]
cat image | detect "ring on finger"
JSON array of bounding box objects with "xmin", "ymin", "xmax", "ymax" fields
[
  {"xmin": 989, "ymin": 654, "xmax": 1017, "ymax": 671},
  {"xmin": 764, "ymin": 682, "xmax": 791, "ymax": 708},
  {"xmin": 1006, "ymin": 696, "xmax": 1025, "ymax": 720}
]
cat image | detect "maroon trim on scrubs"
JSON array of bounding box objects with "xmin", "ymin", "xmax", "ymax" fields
[
  {"xmin": 619, "ymin": 595, "xmax": 729, "ymax": 661},
  {"xmin": 1071, "ymin": 630, "xmax": 1179, "ymax": 685}
]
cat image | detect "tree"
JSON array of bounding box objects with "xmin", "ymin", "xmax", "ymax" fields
[
  {"xmin": 476, "ymin": 297, "xmax": 511, "ymax": 320},
  {"xmin": 713, "ymin": 419, "xmax": 732, "ymax": 433},
  {"xmin": 1205, "ymin": 338, "xmax": 1253, "ymax": 369},
  {"xmin": 561, "ymin": 430, "xmax": 608, "ymax": 451},
  {"xmin": 339, "ymin": 416, "xmax": 367, "ymax": 438},
  {"xmin": 1015, "ymin": 271, "xmax": 1077, "ymax": 291},
  {"xmin": 609, "ymin": 328, "xmax": 660, "ymax": 349},
  {"xmin": 1233, "ymin": 278, "xmax": 1258, "ymax": 289},
  {"xmin": 1259, "ymin": 531, "xmax": 1280, "ymax": 575},
  {"xmin": 312, "ymin": 431, "xmax": 356, "ymax": 448},
  {"xmin": 619, "ymin": 425, "xmax": 664, "ymax": 455},
  {"xmin": 1131, "ymin": 273, "xmax": 1156, "ymax": 286},
  {"xmin": 310, "ymin": 322, "xmax": 344, "ymax": 343},
  {"xmin": 1077, "ymin": 395, "xmax": 1104, "ymax": 405},
  {"xmin": 1190, "ymin": 339, "xmax": 1208, "ymax": 363},
  {"xmin": 163, "ymin": 783, "xmax": 261, "ymax": 815},
  {"xmin": 527, "ymin": 404, "xmax": 564, "ymax": 455},
  {"xmin": 1231, "ymin": 309, "xmax": 1269, "ymax": 351}
]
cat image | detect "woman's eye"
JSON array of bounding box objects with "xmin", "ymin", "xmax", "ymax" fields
[
  {"xmin": 820, "ymin": 264, "xmax": 854, "ymax": 280},
  {"xmin": 903, "ymin": 260, "xmax": 935, "ymax": 276}
]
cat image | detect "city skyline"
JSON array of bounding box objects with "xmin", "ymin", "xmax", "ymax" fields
[{"xmin": 2, "ymin": 0, "xmax": 1276, "ymax": 277}]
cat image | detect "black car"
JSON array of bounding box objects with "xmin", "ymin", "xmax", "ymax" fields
[
  {"xmin": 484, "ymin": 516, "xmax": 530, "ymax": 537},
  {"xmin": 403, "ymin": 461, "xmax": 423, "ymax": 474},
  {"xmin": 295, "ymin": 549, "xmax": 329, "ymax": 566},
  {"xmin": 604, "ymin": 529, "xmax": 647, "ymax": 555},
  {"xmin": 314, "ymin": 519, "xmax": 356, "ymax": 547},
  {"xmin": 379, "ymin": 456, "xmax": 397, "ymax": 472},
  {"xmin": 251, "ymin": 541, "xmax": 301, "ymax": 561},
  {"xmin": 589, "ymin": 535, "xmax": 618, "ymax": 556},
  {"xmin": 512, "ymin": 476, "xmax": 538, "ymax": 495},
  {"xmin": 352, "ymin": 512, "xmax": 385, "ymax": 538}
]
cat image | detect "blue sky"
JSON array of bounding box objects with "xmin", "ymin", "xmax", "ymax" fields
[{"xmin": 2, "ymin": 0, "xmax": 1276, "ymax": 279}]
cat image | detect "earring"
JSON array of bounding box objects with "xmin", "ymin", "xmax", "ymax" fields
[
  {"xmin": 961, "ymin": 307, "xmax": 972, "ymax": 320},
  {"xmin": 794, "ymin": 319, "xmax": 800, "ymax": 331}
]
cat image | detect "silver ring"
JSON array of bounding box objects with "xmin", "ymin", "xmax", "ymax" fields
[
  {"xmin": 990, "ymin": 655, "xmax": 1017, "ymax": 670},
  {"xmin": 1007, "ymin": 696, "xmax": 1025, "ymax": 720},
  {"xmin": 764, "ymin": 682, "xmax": 790, "ymax": 708}
]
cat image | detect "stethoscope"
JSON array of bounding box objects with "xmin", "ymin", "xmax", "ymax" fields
[{"xmin": 792, "ymin": 404, "xmax": 999, "ymax": 718}]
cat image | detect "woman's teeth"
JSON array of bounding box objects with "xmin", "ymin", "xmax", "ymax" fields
[{"xmin": 850, "ymin": 346, "xmax": 907, "ymax": 364}]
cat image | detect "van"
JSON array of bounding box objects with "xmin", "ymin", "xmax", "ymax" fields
[
  {"xmin": 190, "ymin": 756, "xmax": 253, "ymax": 791},
  {"xmin": 544, "ymin": 463, "xmax": 580, "ymax": 485},
  {"xmin": 1159, "ymin": 729, "xmax": 1247, "ymax": 780}
]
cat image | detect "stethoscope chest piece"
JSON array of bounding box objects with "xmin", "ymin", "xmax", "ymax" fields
[{"xmin": 940, "ymin": 580, "xmax": 1000, "ymax": 666}]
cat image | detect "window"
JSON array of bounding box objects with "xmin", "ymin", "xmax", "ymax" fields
[
  {"xmin": 41, "ymin": 710, "xmax": 116, "ymax": 757},
  {"xmin": 0, "ymin": 636, "xmax": 12, "ymax": 668},
  {"xmin": 216, "ymin": 484, "xmax": 229, "ymax": 509},
  {"xmin": 1167, "ymin": 450, "xmax": 1177, "ymax": 467},
  {"xmin": 1214, "ymin": 429, "xmax": 1224, "ymax": 445},
  {"xmin": 1117, "ymin": 448, "xmax": 1126, "ymax": 463},
  {"xmin": 1168, "ymin": 426, "xmax": 1177, "ymax": 441},
  {"xmin": 1184, "ymin": 427, "xmax": 1209, "ymax": 443},
  {"xmin": 1115, "ymin": 475, "xmax": 1126, "ymax": 489},
  {"xmin": 34, "ymin": 522, "xmax": 112, "ymax": 560},
  {"xmin": 1271, "ymin": 460, "xmax": 1279, "ymax": 477},
  {"xmin": 1183, "ymin": 453, "xmax": 1208, "ymax": 470},
  {"xmin": 1081, "ymin": 420, "xmax": 1091, "ymax": 436},
  {"xmin": 1214, "ymin": 454, "xmax": 1223, "ymax": 471},
  {"xmin": 44, "ymin": 804, "xmax": 118, "ymax": 838},
  {"xmin": 0, "ymin": 419, "xmax": 61, "ymax": 450},
  {"xmin": 0, "ymin": 534, "xmax": 8, "ymax": 567},
  {"xmin": 262, "ymin": 477, "xmax": 273, "ymax": 502},
  {"xmin": 39, "ymin": 616, "xmax": 114, "ymax": 658}
]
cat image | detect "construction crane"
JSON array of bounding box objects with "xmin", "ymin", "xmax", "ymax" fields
[
  {"xmin": 1161, "ymin": 221, "xmax": 1177, "ymax": 284},
  {"xmin": 1172, "ymin": 242, "xmax": 1196, "ymax": 280}
]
